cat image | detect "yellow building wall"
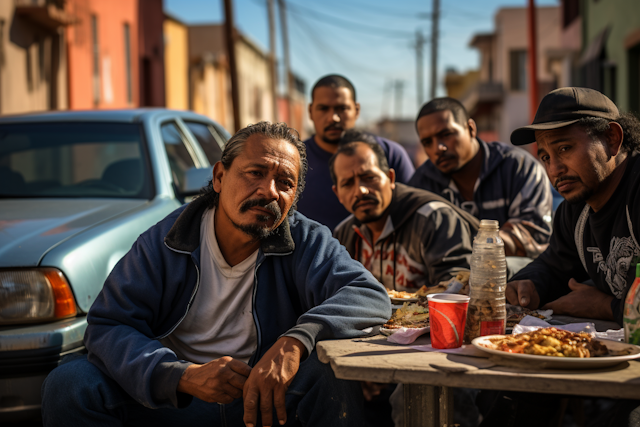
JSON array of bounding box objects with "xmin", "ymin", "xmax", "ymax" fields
[{"xmin": 164, "ymin": 18, "xmax": 189, "ymax": 110}]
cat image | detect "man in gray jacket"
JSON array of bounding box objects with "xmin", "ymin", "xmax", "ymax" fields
[{"xmin": 331, "ymin": 131, "xmax": 479, "ymax": 292}]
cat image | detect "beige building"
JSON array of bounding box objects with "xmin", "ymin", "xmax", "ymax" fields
[
  {"xmin": 188, "ymin": 24, "xmax": 275, "ymax": 132},
  {"xmin": 0, "ymin": 0, "xmax": 75, "ymax": 115},
  {"xmin": 163, "ymin": 13, "xmax": 189, "ymax": 110},
  {"xmin": 453, "ymin": 6, "xmax": 570, "ymax": 144}
]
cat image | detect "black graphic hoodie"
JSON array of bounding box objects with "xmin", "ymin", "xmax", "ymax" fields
[{"xmin": 511, "ymin": 151, "xmax": 640, "ymax": 325}]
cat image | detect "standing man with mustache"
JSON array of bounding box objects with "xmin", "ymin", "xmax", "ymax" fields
[
  {"xmin": 410, "ymin": 98, "xmax": 553, "ymax": 262},
  {"xmin": 298, "ymin": 74, "xmax": 415, "ymax": 231},
  {"xmin": 42, "ymin": 122, "xmax": 391, "ymax": 427}
]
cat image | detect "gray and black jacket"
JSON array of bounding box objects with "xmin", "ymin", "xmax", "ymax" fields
[
  {"xmin": 408, "ymin": 139, "xmax": 553, "ymax": 246},
  {"xmin": 333, "ymin": 183, "xmax": 480, "ymax": 292}
]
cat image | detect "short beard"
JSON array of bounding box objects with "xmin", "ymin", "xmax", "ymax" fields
[
  {"xmin": 321, "ymin": 134, "xmax": 341, "ymax": 145},
  {"xmin": 563, "ymin": 187, "xmax": 594, "ymax": 205},
  {"xmin": 359, "ymin": 212, "xmax": 385, "ymax": 224},
  {"xmin": 234, "ymin": 198, "xmax": 283, "ymax": 240}
]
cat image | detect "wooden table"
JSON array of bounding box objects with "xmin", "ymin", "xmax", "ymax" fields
[{"xmin": 317, "ymin": 324, "xmax": 640, "ymax": 427}]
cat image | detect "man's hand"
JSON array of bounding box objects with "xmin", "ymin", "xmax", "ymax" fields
[
  {"xmin": 243, "ymin": 336, "xmax": 306, "ymax": 427},
  {"xmin": 361, "ymin": 381, "xmax": 387, "ymax": 401},
  {"xmin": 542, "ymin": 278, "xmax": 615, "ymax": 320},
  {"xmin": 506, "ymin": 280, "xmax": 541, "ymax": 309},
  {"xmin": 501, "ymin": 220, "xmax": 549, "ymax": 258},
  {"xmin": 177, "ymin": 356, "xmax": 252, "ymax": 404}
]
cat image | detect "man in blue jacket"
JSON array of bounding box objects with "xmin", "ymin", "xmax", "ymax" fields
[
  {"xmin": 41, "ymin": 122, "xmax": 391, "ymax": 427},
  {"xmin": 298, "ymin": 74, "xmax": 415, "ymax": 230}
]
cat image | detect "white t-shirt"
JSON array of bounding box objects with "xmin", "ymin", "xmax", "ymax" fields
[{"xmin": 160, "ymin": 208, "xmax": 258, "ymax": 363}]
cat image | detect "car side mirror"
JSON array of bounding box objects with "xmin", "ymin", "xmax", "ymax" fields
[{"xmin": 179, "ymin": 167, "xmax": 213, "ymax": 197}]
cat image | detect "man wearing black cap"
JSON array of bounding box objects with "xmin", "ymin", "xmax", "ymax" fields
[
  {"xmin": 477, "ymin": 88, "xmax": 640, "ymax": 426},
  {"xmin": 507, "ymin": 87, "xmax": 640, "ymax": 327},
  {"xmin": 410, "ymin": 97, "xmax": 553, "ymax": 261}
]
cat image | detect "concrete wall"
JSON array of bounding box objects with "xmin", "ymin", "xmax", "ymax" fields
[
  {"xmin": 164, "ymin": 16, "xmax": 188, "ymax": 110},
  {"xmin": 0, "ymin": 1, "xmax": 69, "ymax": 114},
  {"xmin": 66, "ymin": 0, "xmax": 139, "ymax": 109},
  {"xmin": 494, "ymin": 6, "xmax": 561, "ymax": 142},
  {"xmin": 582, "ymin": 0, "xmax": 640, "ymax": 112}
]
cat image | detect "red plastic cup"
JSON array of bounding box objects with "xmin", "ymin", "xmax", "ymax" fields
[{"xmin": 427, "ymin": 293, "xmax": 470, "ymax": 349}]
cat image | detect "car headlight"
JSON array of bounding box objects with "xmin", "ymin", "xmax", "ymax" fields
[{"xmin": 0, "ymin": 268, "xmax": 77, "ymax": 325}]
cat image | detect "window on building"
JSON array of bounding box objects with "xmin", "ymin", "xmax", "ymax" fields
[
  {"xmin": 510, "ymin": 50, "xmax": 527, "ymax": 92},
  {"xmin": 124, "ymin": 23, "xmax": 132, "ymax": 104},
  {"xmin": 91, "ymin": 15, "xmax": 100, "ymax": 105}
]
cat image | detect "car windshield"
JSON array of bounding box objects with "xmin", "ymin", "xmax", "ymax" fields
[{"xmin": 0, "ymin": 122, "xmax": 153, "ymax": 199}]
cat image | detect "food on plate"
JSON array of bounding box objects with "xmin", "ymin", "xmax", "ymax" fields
[
  {"xmin": 506, "ymin": 304, "xmax": 549, "ymax": 328},
  {"xmin": 415, "ymin": 284, "xmax": 447, "ymax": 297},
  {"xmin": 383, "ymin": 302, "xmax": 429, "ymax": 329},
  {"xmin": 479, "ymin": 327, "xmax": 609, "ymax": 358},
  {"xmin": 387, "ymin": 289, "xmax": 417, "ymax": 300}
]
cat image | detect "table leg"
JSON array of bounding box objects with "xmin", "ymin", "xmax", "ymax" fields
[{"xmin": 403, "ymin": 384, "xmax": 454, "ymax": 427}]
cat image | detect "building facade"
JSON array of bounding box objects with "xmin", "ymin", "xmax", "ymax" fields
[
  {"xmin": 579, "ymin": 0, "xmax": 640, "ymax": 114},
  {"xmin": 163, "ymin": 12, "xmax": 189, "ymax": 110},
  {"xmin": 453, "ymin": 6, "xmax": 566, "ymax": 145},
  {"xmin": 0, "ymin": 0, "xmax": 75, "ymax": 115}
]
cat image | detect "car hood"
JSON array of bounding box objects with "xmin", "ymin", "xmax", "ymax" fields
[{"xmin": 0, "ymin": 198, "xmax": 148, "ymax": 267}]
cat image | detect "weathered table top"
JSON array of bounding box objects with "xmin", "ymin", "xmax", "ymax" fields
[{"xmin": 316, "ymin": 335, "xmax": 640, "ymax": 400}]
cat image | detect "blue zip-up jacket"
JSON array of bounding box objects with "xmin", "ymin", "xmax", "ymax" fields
[
  {"xmin": 408, "ymin": 139, "xmax": 553, "ymax": 245},
  {"xmin": 84, "ymin": 196, "xmax": 391, "ymax": 409}
]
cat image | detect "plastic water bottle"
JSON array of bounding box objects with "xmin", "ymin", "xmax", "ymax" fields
[
  {"xmin": 463, "ymin": 219, "xmax": 507, "ymax": 343},
  {"xmin": 623, "ymin": 262, "xmax": 640, "ymax": 344}
]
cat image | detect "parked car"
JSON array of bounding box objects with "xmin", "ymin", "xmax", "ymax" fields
[{"xmin": 0, "ymin": 109, "xmax": 230, "ymax": 421}]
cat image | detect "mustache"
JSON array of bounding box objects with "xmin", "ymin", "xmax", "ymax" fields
[
  {"xmin": 352, "ymin": 195, "xmax": 378, "ymax": 211},
  {"xmin": 324, "ymin": 124, "xmax": 344, "ymax": 132},
  {"xmin": 554, "ymin": 176, "xmax": 581, "ymax": 191},
  {"xmin": 436, "ymin": 154, "xmax": 455, "ymax": 165},
  {"xmin": 239, "ymin": 198, "xmax": 282, "ymax": 221}
]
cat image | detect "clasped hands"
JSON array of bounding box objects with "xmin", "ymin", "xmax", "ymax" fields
[
  {"xmin": 506, "ymin": 278, "xmax": 614, "ymax": 320},
  {"xmin": 177, "ymin": 336, "xmax": 305, "ymax": 427}
]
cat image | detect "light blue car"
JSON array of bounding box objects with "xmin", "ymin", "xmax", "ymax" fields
[{"xmin": 0, "ymin": 109, "xmax": 230, "ymax": 421}]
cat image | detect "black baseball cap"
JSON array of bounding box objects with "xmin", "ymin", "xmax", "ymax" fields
[{"xmin": 510, "ymin": 87, "xmax": 620, "ymax": 145}]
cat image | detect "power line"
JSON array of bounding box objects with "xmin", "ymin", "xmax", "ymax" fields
[
  {"xmin": 286, "ymin": 2, "xmax": 415, "ymax": 39},
  {"xmin": 299, "ymin": 0, "xmax": 431, "ymax": 20}
]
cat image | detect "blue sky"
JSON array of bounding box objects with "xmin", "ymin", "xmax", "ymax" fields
[{"xmin": 165, "ymin": 0, "xmax": 559, "ymax": 124}]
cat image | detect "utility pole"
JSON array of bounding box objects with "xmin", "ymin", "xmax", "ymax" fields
[
  {"xmin": 414, "ymin": 30, "xmax": 425, "ymax": 107},
  {"xmin": 267, "ymin": 0, "xmax": 279, "ymax": 122},
  {"xmin": 527, "ymin": 0, "xmax": 539, "ymax": 155},
  {"xmin": 430, "ymin": 0, "xmax": 439, "ymax": 99},
  {"xmin": 278, "ymin": 0, "xmax": 293, "ymax": 126},
  {"xmin": 394, "ymin": 80, "xmax": 404, "ymax": 118},
  {"xmin": 223, "ymin": 0, "xmax": 241, "ymax": 132},
  {"xmin": 527, "ymin": 0, "xmax": 539, "ymax": 123}
]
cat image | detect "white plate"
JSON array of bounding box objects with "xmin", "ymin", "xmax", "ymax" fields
[
  {"xmin": 380, "ymin": 326, "xmax": 430, "ymax": 336},
  {"xmin": 472, "ymin": 335, "xmax": 640, "ymax": 369},
  {"xmin": 390, "ymin": 297, "xmax": 419, "ymax": 304}
]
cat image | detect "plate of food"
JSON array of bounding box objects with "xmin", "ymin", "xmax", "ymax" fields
[
  {"xmin": 387, "ymin": 289, "xmax": 418, "ymax": 303},
  {"xmin": 381, "ymin": 302, "xmax": 430, "ymax": 336},
  {"xmin": 472, "ymin": 327, "xmax": 640, "ymax": 369}
]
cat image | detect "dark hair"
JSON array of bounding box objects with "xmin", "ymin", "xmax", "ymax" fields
[
  {"xmin": 311, "ymin": 74, "xmax": 356, "ymax": 102},
  {"xmin": 577, "ymin": 112, "xmax": 640, "ymax": 154},
  {"xmin": 328, "ymin": 130, "xmax": 389, "ymax": 185},
  {"xmin": 416, "ymin": 97, "xmax": 470, "ymax": 127},
  {"xmin": 199, "ymin": 121, "xmax": 308, "ymax": 214}
]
